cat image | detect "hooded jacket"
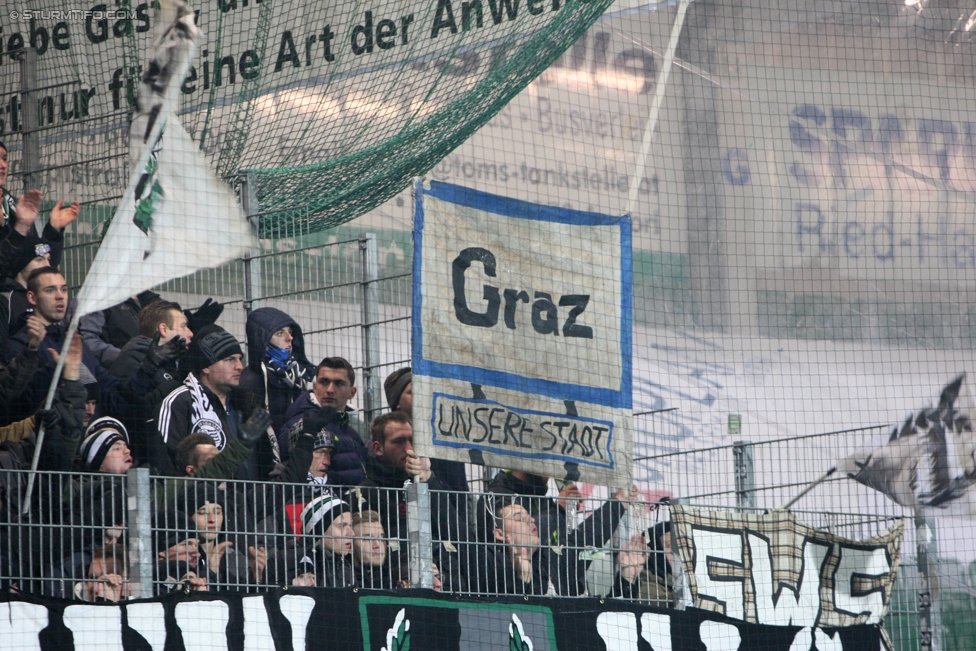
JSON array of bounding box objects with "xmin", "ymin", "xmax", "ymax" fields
[
  {"xmin": 241, "ymin": 308, "xmax": 314, "ymax": 477},
  {"xmin": 240, "ymin": 308, "xmax": 313, "ymax": 430}
]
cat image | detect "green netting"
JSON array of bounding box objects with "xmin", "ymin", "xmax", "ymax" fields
[
  {"xmin": 0, "ymin": 0, "xmax": 615, "ymax": 238},
  {"xmin": 243, "ymin": 0, "xmax": 616, "ymax": 235}
]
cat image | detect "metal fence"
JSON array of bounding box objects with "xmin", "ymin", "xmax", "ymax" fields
[{"xmin": 0, "ymin": 468, "xmax": 904, "ymax": 610}]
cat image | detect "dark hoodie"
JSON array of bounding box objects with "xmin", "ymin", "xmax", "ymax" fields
[{"xmin": 240, "ymin": 308, "xmax": 314, "ymax": 434}]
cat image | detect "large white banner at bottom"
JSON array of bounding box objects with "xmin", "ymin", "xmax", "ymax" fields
[{"xmin": 411, "ymin": 180, "xmax": 632, "ymax": 487}]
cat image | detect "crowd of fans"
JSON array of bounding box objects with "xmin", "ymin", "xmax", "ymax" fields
[{"xmin": 0, "ymin": 154, "xmax": 674, "ymax": 604}]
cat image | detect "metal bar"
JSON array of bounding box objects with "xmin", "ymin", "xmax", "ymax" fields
[
  {"xmin": 915, "ymin": 511, "xmax": 940, "ymax": 651},
  {"xmin": 22, "ymin": 316, "xmax": 79, "ymax": 514},
  {"xmin": 634, "ymin": 407, "xmax": 680, "ymax": 416},
  {"xmin": 732, "ymin": 440, "xmax": 755, "ymax": 511},
  {"xmin": 633, "ymin": 424, "xmax": 887, "ymax": 461},
  {"xmin": 8, "ymin": 152, "xmax": 126, "ymax": 176},
  {"xmin": 302, "ymin": 315, "xmax": 410, "ymax": 338},
  {"xmin": 13, "ymin": 112, "xmax": 131, "ymax": 137},
  {"xmin": 360, "ymin": 233, "xmax": 382, "ymax": 423},
  {"xmin": 406, "ymin": 481, "xmax": 434, "ymax": 589},
  {"xmin": 624, "ymin": 0, "xmax": 690, "ymax": 216},
  {"xmin": 0, "ymin": 79, "xmax": 79, "ymax": 98},
  {"xmin": 240, "ymin": 173, "xmax": 262, "ymax": 316},
  {"xmin": 244, "ymin": 237, "xmax": 364, "ymax": 260},
  {"xmin": 246, "ymin": 277, "xmax": 379, "ymax": 303},
  {"xmin": 782, "ymin": 467, "xmax": 836, "ymax": 510},
  {"xmin": 127, "ymin": 467, "xmax": 154, "ymax": 598},
  {"xmin": 20, "ymin": 46, "xmax": 39, "ymax": 193}
]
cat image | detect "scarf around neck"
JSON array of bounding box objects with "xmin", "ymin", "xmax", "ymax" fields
[{"xmin": 185, "ymin": 373, "xmax": 228, "ymax": 450}]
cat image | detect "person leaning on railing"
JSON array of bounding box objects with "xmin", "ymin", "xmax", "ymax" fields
[
  {"xmin": 354, "ymin": 411, "xmax": 469, "ymax": 591},
  {"xmin": 281, "ymin": 495, "xmax": 356, "ymax": 588},
  {"xmin": 351, "ymin": 509, "xmax": 393, "ymax": 590},
  {"xmin": 610, "ymin": 521, "xmax": 674, "ymax": 606},
  {"xmin": 475, "ymin": 468, "xmax": 639, "ymax": 596},
  {"xmin": 169, "ymin": 482, "xmax": 251, "ymax": 589},
  {"xmin": 76, "ymin": 543, "xmax": 130, "ymax": 602},
  {"xmin": 476, "ymin": 495, "xmax": 549, "ymax": 596},
  {"xmin": 252, "ymin": 410, "xmax": 341, "ymax": 563}
]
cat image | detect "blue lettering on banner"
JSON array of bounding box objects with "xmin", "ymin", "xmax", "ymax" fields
[
  {"xmin": 722, "ymin": 148, "xmax": 750, "ymax": 185},
  {"xmin": 431, "ymin": 393, "xmax": 615, "ymax": 468},
  {"xmin": 793, "ymin": 202, "xmax": 975, "ymax": 267},
  {"xmin": 787, "ymin": 104, "xmax": 976, "ymax": 186}
]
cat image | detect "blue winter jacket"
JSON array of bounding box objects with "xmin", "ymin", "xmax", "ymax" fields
[{"xmin": 278, "ymin": 390, "xmax": 367, "ymax": 487}]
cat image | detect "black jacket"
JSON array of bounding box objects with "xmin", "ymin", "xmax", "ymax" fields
[
  {"xmin": 152, "ymin": 376, "xmax": 260, "ymax": 480},
  {"xmin": 0, "ymin": 203, "xmax": 65, "ymax": 276},
  {"xmin": 281, "ymin": 392, "xmax": 367, "ymax": 486},
  {"xmin": 2, "ymin": 322, "xmax": 130, "ymax": 425},
  {"xmin": 0, "ymin": 278, "xmax": 30, "ymax": 344},
  {"xmin": 79, "ymin": 291, "xmax": 159, "ymax": 369},
  {"xmin": 478, "ymin": 470, "xmax": 626, "ymax": 596},
  {"xmin": 357, "ymin": 455, "xmax": 467, "ymax": 546}
]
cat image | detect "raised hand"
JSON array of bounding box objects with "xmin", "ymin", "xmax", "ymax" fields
[
  {"xmin": 143, "ymin": 332, "xmax": 187, "ymax": 371},
  {"xmin": 25, "ymin": 315, "xmax": 45, "ymax": 351},
  {"xmin": 49, "ymin": 199, "xmax": 80, "ymax": 230},
  {"xmin": 185, "ymin": 298, "xmax": 224, "ymax": 333},
  {"xmin": 13, "ymin": 190, "xmax": 41, "ymax": 233},
  {"xmin": 240, "ymin": 408, "xmax": 272, "ymax": 448}
]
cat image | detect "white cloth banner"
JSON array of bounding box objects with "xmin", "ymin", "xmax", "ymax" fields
[
  {"xmin": 411, "ymin": 180, "xmax": 633, "ymax": 487},
  {"xmin": 73, "ymin": 0, "xmax": 256, "ymax": 318}
]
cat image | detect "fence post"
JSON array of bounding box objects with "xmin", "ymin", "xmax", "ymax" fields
[
  {"xmin": 915, "ymin": 512, "xmax": 940, "ymax": 651},
  {"xmin": 360, "ymin": 233, "xmax": 381, "ymax": 423},
  {"xmin": 670, "ymin": 497, "xmax": 691, "ymax": 610},
  {"xmin": 406, "ymin": 480, "xmax": 434, "ymax": 589},
  {"xmin": 126, "ymin": 467, "xmax": 154, "ymax": 599},
  {"xmin": 733, "ymin": 440, "xmax": 755, "ymax": 511},
  {"xmin": 19, "ymin": 45, "xmax": 39, "ymax": 194},
  {"xmin": 240, "ymin": 173, "xmax": 262, "ymax": 316}
]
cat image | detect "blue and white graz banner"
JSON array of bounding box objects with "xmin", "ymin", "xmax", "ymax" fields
[{"xmin": 411, "ymin": 180, "xmax": 633, "ymax": 487}]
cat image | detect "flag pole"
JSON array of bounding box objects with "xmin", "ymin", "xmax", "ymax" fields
[
  {"xmin": 624, "ymin": 0, "xmax": 690, "ymax": 216},
  {"xmin": 21, "ymin": 312, "xmax": 80, "ymax": 515},
  {"xmin": 781, "ymin": 466, "xmax": 836, "ymax": 511}
]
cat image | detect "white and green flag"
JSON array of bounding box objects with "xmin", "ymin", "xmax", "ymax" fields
[{"xmin": 73, "ymin": 0, "xmax": 255, "ymax": 317}]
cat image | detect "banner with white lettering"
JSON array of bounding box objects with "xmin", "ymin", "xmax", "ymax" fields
[
  {"xmin": 670, "ymin": 506, "xmax": 905, "ymax": 629},
  {"xmin": 0, "ymin": 589, "xmax": 884, "ymax": 651},
  {"xmin": 411, "ymin": 180, "xmax": 633, "ymax": 487}
]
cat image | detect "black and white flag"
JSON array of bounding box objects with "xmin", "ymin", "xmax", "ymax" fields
[{"xmin": 839, "ymin": 374, "xmax": 976, "ymax": 517}]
